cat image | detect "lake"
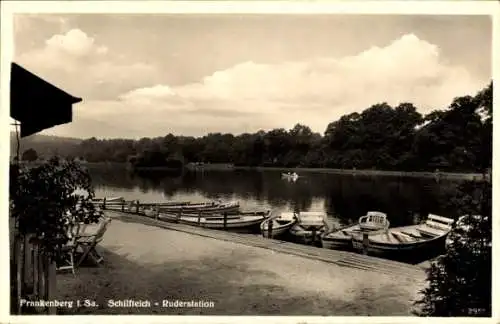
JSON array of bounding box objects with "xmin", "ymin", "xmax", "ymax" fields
[{"xmin": 88, "ymin": 165, "xmax": 464, "ymax": 229}]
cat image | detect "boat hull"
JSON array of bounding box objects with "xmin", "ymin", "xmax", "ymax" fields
[
  {"xmin": 320, "ymin": 236, "xmax": 352, "ymax": 250},
  {"xmin": 352, "ymin": 234, "xmax": 448, "ymax": 256},
  {"xmin": 260, "ymin": 218, "xmax": 295, "ymax": 238},
  {"xmin": 350, "ymin": 224, "xmax": 450, "ymax": 259},
  {"xmin": 321, "ymin": 224, "xmax": 383, "ymax": 251},
  {"xmin": 289, "ymin": 224, "xmax": 326, "ymax": 246},
  {"xmin": 157, "ymin": 212, "xmax": 269, "ymax": 233},
  {"xmin": 159, "ymin": 203, "xmax": 240, "ymax": 214}
]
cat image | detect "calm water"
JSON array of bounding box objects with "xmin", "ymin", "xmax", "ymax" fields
[{"xmin": 88, "ymin": 165, "xmax": 464, "ymax": 228}]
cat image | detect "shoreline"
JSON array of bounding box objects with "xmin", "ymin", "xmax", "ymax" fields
[
  {"xmin": 17, "ymin": 161, "xmax": 490, "ymax": 181},
  {"xmin": 233, "ymin": 166, "xmax": 490, "ymax": 181}
]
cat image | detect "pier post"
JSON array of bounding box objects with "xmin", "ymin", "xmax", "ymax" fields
[
  {"xmin": 121, "ymin": 199, "xmax": 125, "ymax": 212},
  {"xmin": 362, "ymin": 233, "xmax": 369, "ymax": 255},
  {"xmin": 311, "ymin": 229, "xmax": 317, "ymax": 246},
  {"xmin": 103, "ymin": 197, "xmax": 106, "ymax": 210},
  {"xmin": 177, "ymin": 208, "xmax": 182, "ymax": 223},
  {"xmin": 198, "ymin": 210, "xmax": 202, "ymax": 225},
  {"xmin": 136, "ymin": 200, "xmax": 140, "ymax": 214},
  {"xmin": 155, "ymin": 205, "xmax": 159, "ymax": 220},
  {"xmin": 223, "ymin": 212, "xmax": 227, "ymax": 230},
  {"xmin": 268, "ymin": 219, "xmax": 273, "ymax": 238}
]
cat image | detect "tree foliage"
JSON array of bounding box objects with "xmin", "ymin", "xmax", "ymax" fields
[
  {"xmin": 414, "ymin": 179, "xmax": 491, "ymax": 316},
  {"xmin": 21, "ymin": 148, "xmax": 38, "ymax": 162},
  {"xmin": 10, "ymin": 157, "xmax": 100, "ymax": 260},
  {"xmin": 18, "ymin": 82, "xmax": 492, "ymax": 173}
]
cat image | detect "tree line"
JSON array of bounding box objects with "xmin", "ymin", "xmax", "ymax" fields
[{"xmin": 20, "ymin": 82, "xmax": 492, "ymax": 172}]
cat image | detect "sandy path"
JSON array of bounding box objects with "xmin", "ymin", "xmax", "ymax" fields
[{"xmin": 56, "ymin": 217, "xmax": 426, "ymax": 315}]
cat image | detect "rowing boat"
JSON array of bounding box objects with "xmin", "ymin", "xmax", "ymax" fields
[
  {"xmin": 260, "ymin": 212, "xmax": 297, "ymax": 238},
  {"xmin": 158, "ymin": 210, "xmax": 271, "ymax": 232},
  {"xmin": 350, "ymin": 214, "xmax": 454, "ymax": 256},
  {"xmin": 321, "ymin": 211, "xmax": 390, "ymax": 250},
  {"xmin": 158, "ymin": 200, "xmax": 240, "ymax": 214},
  {"xmin": 289, "ymin": 211, "xmax": 328, "ymax": 245}
]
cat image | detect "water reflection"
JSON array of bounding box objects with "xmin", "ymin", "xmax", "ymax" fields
[{"xmin": 87, "ymin": 165, "xmax": 465, "ymax": 227}]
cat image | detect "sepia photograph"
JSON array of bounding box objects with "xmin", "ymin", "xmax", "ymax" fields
[{"xmin": 2, "ymin": 1, "xmax": 497, "ymax": 321}]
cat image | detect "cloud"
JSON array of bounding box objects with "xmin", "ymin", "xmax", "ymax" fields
[
  {"xmin": 36, "ymin": 32, "xmax": 487, "ymax": 139},
  {"xmin": 98, "ymin": 33, "xmax": 485, "ymax": 138},
  {"xmin": 44, "ymin": 29, "xmax": 103, "ymax": 57},
  {"xmin": 15, "ymin": 28, "xmax": 161, "ymax": 100}
]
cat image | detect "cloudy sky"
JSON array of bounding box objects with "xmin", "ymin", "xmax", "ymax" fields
[{"xmin": 13, "ymin": 14, "xmax": 492, "ymax": 139}]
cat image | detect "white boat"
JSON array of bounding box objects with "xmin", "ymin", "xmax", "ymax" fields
[
  {"xmin": 158, "ymin": 200, "xmax": 240, "ymax": 214},
  {"xmin": 158, "ymin": 211, "xmax": 270, "ymax": 232},
  {"xmin": 260, "ymin": 212, "xmax": 297, "ymax": 238},
  {"xmin": 359, "ymin": 211, "xmax": 390, "ymax": 231},
  {"xmin": 289, "ymin": 211, "xmax": 328, "ymax": 245},
  {"xmin": 321, "ymin": 211, "xmax": 390, "ymax": 250},
  {"xmin": 350, "ymin": 214, "xmax": 454, "ymax": 256}
]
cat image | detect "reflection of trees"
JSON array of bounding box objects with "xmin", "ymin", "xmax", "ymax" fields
[
  {"xmin": 87, "ymin": 164, "xmax": 137, "ymax": 190},
  {"xmin": 88, "ymin": 167, "xmax": 464, "ymax": 223},
  {"xmin": 323, "ymin": 175, "xmax": 461, "ymax": 226}
]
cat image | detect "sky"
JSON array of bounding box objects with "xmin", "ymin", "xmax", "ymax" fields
[{"xmin": 12, "ymin": 13, "xmax": 492, "ymax": 139}]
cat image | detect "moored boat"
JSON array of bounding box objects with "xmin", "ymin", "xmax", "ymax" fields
[
  {"xmin": 321, "ymin": 211, "xmax": 390, "ymax": 250},
  {"xmin": 158, "ymin": 200, "xmax": 240, "ymax": 214},
  {"xmin": 260, "ymin": 212, "xmax": 297, "ymax": 238},
  {"xmin": 281, "ymin": 172, "xmax": 299, "ymax": 181},
  {"xmin": 289, "ymin": 211, "xmax": 328, "ymax": 245},
  {"xmin": 350, "ymin": 214, "xmax": 454, "ymax": 257},
  {"xmin": 158, "ymin": 211, "xmax": 270, "ymax": 233}
]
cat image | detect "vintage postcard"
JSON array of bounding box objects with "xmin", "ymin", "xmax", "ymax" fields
[{"xmin": 1, "ymin": 1, "xmax": 498, "ymax": 323}]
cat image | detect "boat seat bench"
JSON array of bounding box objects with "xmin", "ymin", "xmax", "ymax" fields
[
  {"xmin": 400, "ymin": 230, "xmax": 423, "ymax": 239},
  {"xmin": 391, "ymin": 231, "xmax": 413, "ymax": 243},
  {"xmin": 417, "ymin": 225, "xmax": 444, "ymax": 237}
]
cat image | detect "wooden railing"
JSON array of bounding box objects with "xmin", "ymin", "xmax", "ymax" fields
[{"xmin": 11, "ymin": 232, "xmax": 57, "ymax": 315}]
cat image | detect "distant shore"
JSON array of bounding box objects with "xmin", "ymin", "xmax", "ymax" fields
[
  {"xmin": 185, "ymin": 163, "xmax": 489, "ymax": 182},
  {"xmin": 233, "ymin": 166, "xmax": 490, "ymax": 182},
  {"xmin": 14, "ymin": 160, "xmax": 490, "ymax": 182}
]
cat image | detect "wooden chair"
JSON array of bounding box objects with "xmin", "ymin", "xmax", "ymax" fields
[
  {"xmin": 56, "ymin": 222, "xmax": 81, "ymax": 276},
  {"xmin": 75, "ymin": 217, "xmax": 112, "ymax": 267}
]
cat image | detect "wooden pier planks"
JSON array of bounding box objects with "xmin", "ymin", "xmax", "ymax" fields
[{"xmin": 104, "ymin": 210, "xmax": 424, "ymax": 280}]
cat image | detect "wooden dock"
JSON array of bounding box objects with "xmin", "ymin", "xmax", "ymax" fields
[{"xmin": 104, "ymin": 210, "xmax": 425, "ymax": 281}]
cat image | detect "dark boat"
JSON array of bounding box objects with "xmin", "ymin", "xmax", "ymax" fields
[{"xmin": 350, "ymin": 214, "xmax": 454, "ymax": 256}]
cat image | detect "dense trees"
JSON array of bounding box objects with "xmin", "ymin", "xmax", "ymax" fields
[
  {"xmin": 21, "ymin": 148, "xmax": 38, "ymax": 162},
  {"xmin": 414, "ymin": 179, "xmax": 491, "ymax": 316},
  {"xmin": 15, "ymin": 83, "xmax": 492, "ymax": 172}
]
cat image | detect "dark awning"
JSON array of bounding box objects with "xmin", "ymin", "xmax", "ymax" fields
[{"xmin": 10, "ymin": 62, "xmax": 82, "ymax": 137}]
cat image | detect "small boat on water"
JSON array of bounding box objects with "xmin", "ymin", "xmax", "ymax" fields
[
  {"xmin": 289, "ymin": 211, "xmax": 328, "ymax": 245},
  {"xmin": 321, "ymin": 211, "xmax": 390, "ymax": 250},
  {"xmin": 350, "ymin": 214, "xmax": 455, "ymax": 256},
  {"xmin": 281, "ymin": 172, "xmax": 299, "ymax": 181},
  {"xmin": 158, "ymin": 210, "xmax": 271, "ymax": 232},
  {"xmin": 260, "ymin": 212, "xmax": 297, "ymax": 238}
]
